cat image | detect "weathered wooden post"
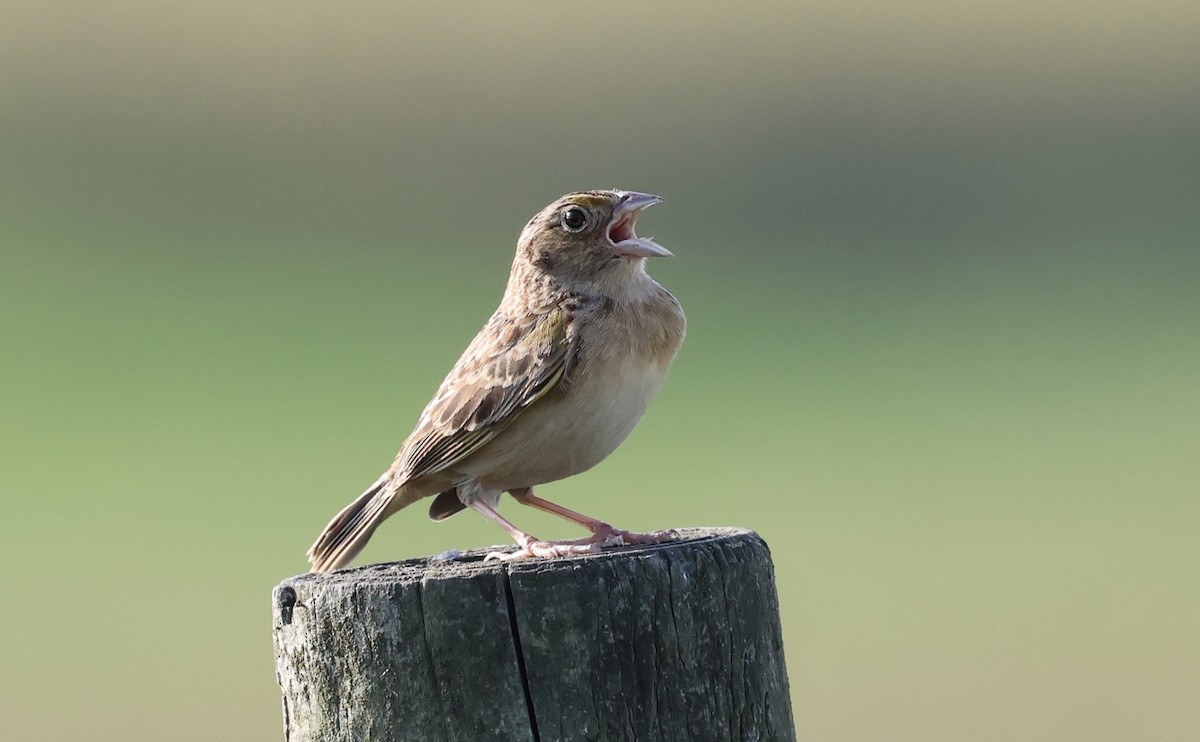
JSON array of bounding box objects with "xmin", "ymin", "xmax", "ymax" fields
[{"xmin": 272, "ymin": 526, "xmax": 794, "ymax": 741}]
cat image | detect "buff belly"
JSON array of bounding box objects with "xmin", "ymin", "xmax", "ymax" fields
[{"xmin": 459, "ymin": 355, "xmax": 670, "ymax": 491}]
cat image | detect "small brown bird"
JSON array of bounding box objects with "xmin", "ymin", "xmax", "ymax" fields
[{"xmin": 307, "ymin": 190, "xmax": 687, "ymax": 571}]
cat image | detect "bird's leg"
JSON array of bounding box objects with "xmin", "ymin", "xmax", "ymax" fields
[
  {"xmin": 508, "ymin": 487, "xmax": 613, "ymax": 534},
  {"xmin": 466, "ymin": 499, "xmax": 607, "ymax": 561},
  {"xmin": 465, "ymin": 498, "xmax": 536, "ymax": 545},
  {"xmin": 507, "ymin": 487, "xmax": 678, "ymax": 547}
]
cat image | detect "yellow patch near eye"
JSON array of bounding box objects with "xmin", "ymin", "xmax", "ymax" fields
[{"xmin": 566, "ymin": 195, "xmax": 610, "ymax": 209}]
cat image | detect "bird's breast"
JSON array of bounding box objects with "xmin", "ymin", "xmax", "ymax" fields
[
  {"xmin": 466, "ymin": 282, "xmax": 685, "ymax": 490},
  {"xmin": 467, "ymin": 343, "xmax": 674, "ymax": 490}
]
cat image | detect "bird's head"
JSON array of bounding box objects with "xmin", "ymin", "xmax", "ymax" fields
[{"xmin": 515, "ymin": 190, "xmax": 671, "ymax": 285}]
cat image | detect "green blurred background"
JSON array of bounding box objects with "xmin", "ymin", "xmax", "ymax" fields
[{"xmin": 2, "ymin": 1, "xmax": 1197, "ymax": 739}]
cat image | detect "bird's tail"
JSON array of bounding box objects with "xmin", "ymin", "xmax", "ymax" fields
[{"xmin": 307, "ymin": 475, "xmax": 397, "ymax": 572}]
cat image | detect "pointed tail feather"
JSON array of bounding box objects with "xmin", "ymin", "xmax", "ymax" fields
[{"xmin": 307, "ymin": 475, "xmax": 396, "ymax": 572}]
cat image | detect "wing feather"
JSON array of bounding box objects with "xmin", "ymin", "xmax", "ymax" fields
[{"xmin": 393, "ymin": 307, "xmax": 574, "ymax": 481}]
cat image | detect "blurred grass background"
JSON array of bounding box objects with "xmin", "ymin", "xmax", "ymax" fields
[{"xmin": 2, "ymin": 1, "xmax": 1198, "ymax": 739}]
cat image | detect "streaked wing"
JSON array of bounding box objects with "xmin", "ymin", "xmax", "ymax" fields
[{"xmin": 394, "ymin": 307, "xmax": 574, "ymax": 481}]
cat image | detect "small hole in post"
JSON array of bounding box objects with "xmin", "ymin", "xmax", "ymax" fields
[{"xmin": 277, "ymin": 586, "xmax": 297, "ymax": 625}]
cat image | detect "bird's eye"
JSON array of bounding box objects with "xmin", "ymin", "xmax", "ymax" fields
[{"xmin": 561, "ymin": 206, "xmax": 589, "ymax": 232}]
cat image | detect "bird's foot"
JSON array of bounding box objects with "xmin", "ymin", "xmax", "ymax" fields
[
  {"xmin": 484, "ymin": 535, "xmax": 605, "ymax": 562},
  {"xmin": 483, "ymin": 528, "xmax": 681, "ymax": 561},
  {"xmin": 572, "ymin": 524, "xmax": 680, "ymax": 546},
  {"xmin": 622, "ymin": 527, "xmax": 680, "ymax": 544}
]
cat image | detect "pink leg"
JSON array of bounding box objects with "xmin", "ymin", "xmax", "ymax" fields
[
  {"xmin": 467, "ymin": 499, "xmax": 610, "ymax": 561},
  {"xmin": 508, "ymin": 487, "xmax": 611, "ymax": 531},
  {"xmin": 508, "ymin": 487, "xmax": 678, "ymax": 547}
]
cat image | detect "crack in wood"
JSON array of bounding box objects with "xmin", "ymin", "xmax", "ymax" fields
[{"xmin": 502, "ymin": 569, "xmax": 541, "ymax": 742}]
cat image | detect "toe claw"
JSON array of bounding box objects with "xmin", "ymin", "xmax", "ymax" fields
[
  {"xmin": 526, "ymin": 540, "xmax": 602, "ymax": 558},
  {"xmin": 486, "ymin": 547, "xmax": 533, "ymax": 561},
  {"xmin": 611, "ymin": 528, "xmax": 679, "ymax": 545}
]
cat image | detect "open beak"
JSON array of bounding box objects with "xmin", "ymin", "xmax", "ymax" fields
[{"xmin": 607, "ymin": 191, "xmax": 672, "ymax": 259}]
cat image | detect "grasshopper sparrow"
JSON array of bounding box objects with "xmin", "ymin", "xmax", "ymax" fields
[{"xmin": 308, "ymin": 190, "xmax": 686, "ymax": 571}]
